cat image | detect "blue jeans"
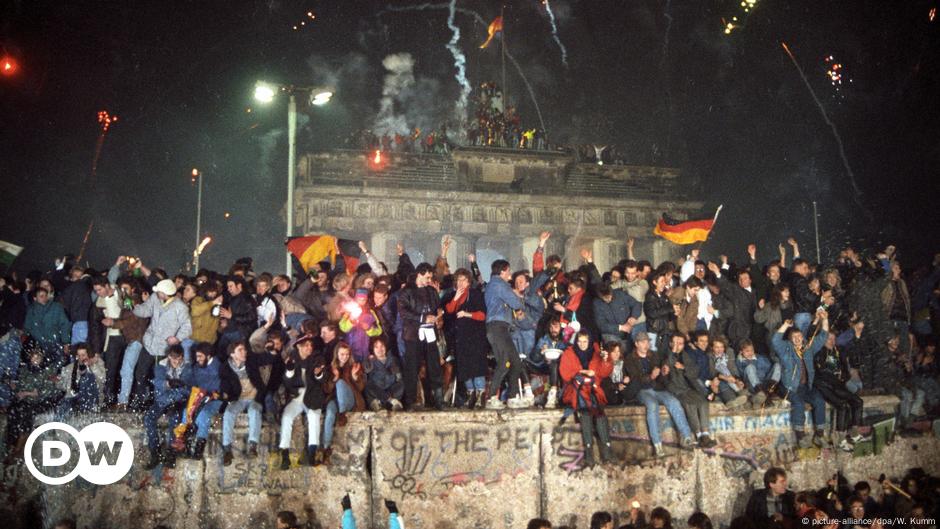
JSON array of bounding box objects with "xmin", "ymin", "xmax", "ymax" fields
[
  {"xmin": 630, "ymin": 322, "xmax": 647, "ymax": 339},
  {"xmin": 464, "ymin": 376, "xmax": 486, "ymax": 391},
  {"xmin": 144, "ymin": 402, "xmax": 183, "ymax": 451},
  {"xmin": 70, "ymin": 321, "xmax": 88, "ymax": 345},
  {"xmin": 222, "ymin": 399, "xmax": 262, "ymax": 447},
  {"xmin": 846, "ymin": 378, "xmax": 863, "ymax": 394},
  {"xmin": 322, "ymin": 380, "xmax": 355, "ymax": 448},
  {"xmin": 118, "ymin": 340, "xmax": 142, "ymax": 405},
  {"xmin": 512, "ymin": 328, "xmax": 536, "ymax": 361},
  {"xmin": 217, "ymin": 329, "xmax": 245, "ymax": 357},
  {"xmin": 788, "ymin": 384, "xmax": 826, "ymax": 430},
  {"xmin": 285, "ymin": 313, "xmax": 313, "ymax": 333},
  {"xmin": 192, "ymin": 399, "xmax": 224, "ymax": 440},
  {"xmin": 182, "ymin": 338, "xmax": 194, "ymax": 364},
  {"xmin": 637, "ymin": 388, "xmax": 692, "ymax": 445},
  {"xmin": 793, "ymin": 312, "xmax": 812, "ymax": 336}
]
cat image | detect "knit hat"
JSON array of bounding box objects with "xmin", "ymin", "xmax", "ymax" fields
[
  {"xmin": 153, "ymin": 279, "xmax": 178, "ymax": 297},
  {"xmin": 355, "ymin": 288, "xmax": 369, "ymax": 299}
]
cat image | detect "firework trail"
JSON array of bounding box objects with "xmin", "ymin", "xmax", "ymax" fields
[
  {"xmin": 380, "ymin": 2, "xmax": 547, "ymax": 135},
  {"xmin": 91, "ymin": 110, "xmax": 117, "ymax": 184},
  {"xmin": 780, "ymin": 42, "xmax": 864, "ymax": 205},
  {"xmin": 541, "ymin": 0, "xmax": 568, "ymax": 67},
  {"xmin": 503, "ymin": 48, "xmax": 546, "ymax": 133},
  {"xmin": 661, "ymin": 0, "xmax": 673, "ymax": 68},
  {"xmin": 446, "ymin": 0, "xmax": 472, "ymax": 124}
]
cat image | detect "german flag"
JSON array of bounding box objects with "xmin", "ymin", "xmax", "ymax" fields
[
  {"xmin": 480, "ymin": 16, "xmax": 503, "ymax": 49},
  {"xmin": 286, "ymin": 235, "xmax": 360, "ymax": 277},
  {"xmin": 653, "ymin": 206, "xmax": 722, "ymax": 245}
]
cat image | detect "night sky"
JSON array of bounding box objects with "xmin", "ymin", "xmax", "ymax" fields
[{"xmin": 1, "ymin": 0, "xmax": 938, "ymax": 275}]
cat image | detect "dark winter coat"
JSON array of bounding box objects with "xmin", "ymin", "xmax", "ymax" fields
[
  {"xmin": 441, "ymin": 287, "xmax": 488, "ymax": 381},
  {"xmin": 643, "ymin": 289, "xmax": 674, "ymax": 335},
  {"xmin": 398, "ymin": 284, "xmax": 440, "ymax": 342},
  {"xmin": 717, "ymin": 275, "xmax": 757, "ymax": 347},
  {"xmin": 59, "ymin": 276, "xmax": 92, "ymax": 323}
]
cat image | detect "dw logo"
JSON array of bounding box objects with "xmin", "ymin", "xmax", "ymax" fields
[{"xmin": 24, "ymin": 422, "xmax": 134, "ymax": 485}]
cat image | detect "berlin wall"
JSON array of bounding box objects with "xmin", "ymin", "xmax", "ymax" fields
[{"xmin": 3, "ymin": 396, "xmax": 938, "ymax": 529}]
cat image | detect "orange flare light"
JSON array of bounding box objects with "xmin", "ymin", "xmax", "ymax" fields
[
  {"xmin": 373, "ymin": 150, "xmax": 382, "ymax": 164},
  {"xmin": 1, "ymin": 57, "xmax": 16, "ymax": 76}
]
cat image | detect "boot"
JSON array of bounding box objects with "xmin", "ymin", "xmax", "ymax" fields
[
  {"xmin": 321, "ymin": 447, "xmax": 332, "ymax": 465},
  {"xmin": 279, "ymin": 449, "xmax": 291, "ymax": 470},
  {"xmin": 813, "ymin": 429, "xmax": 831, "ymax": 449},
  {"xmin": 580, "ymin": 416, "xmax": 596, "ymax": 468},
  {"xmin": 248, "ymin": 442, "xmax": 258, "ymax": 458},
  {"xmin": 222, "ymin": 446, "xmax": 234, "ymax": 466},
  {"xmin": 432, "ymin": 388, "xmax": 445, "ymax": 411},
  {"xmin": 466, "ymin": 390, "xmax": 479, "ymax": 410},
  {"xmin": 145, "ymin": 446, "xmax": 162, "ymax": 470},
  {"xmin": 301, "ymin": 444, "xmax": 314, "ymax": 466},
  {"xmin": 595, "ymin": 415, "xmax": 613, "ymax": 463},
  {"xmin": 163, "ymin": 445, "xmax": 177, "ymax": 469},
  {"xmin": 796, "ymin": 430, "xmax": 813, "ymax": 449},
  {"xmin": 192, "ymin": 438, "xmax": 207, "ymax": 460}
]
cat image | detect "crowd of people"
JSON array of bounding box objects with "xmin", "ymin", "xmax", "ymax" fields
[
  {"xmin": 47, "ymin": 466, "xmax": 940, "ymax": 528},
  {"xmin": 345, "ymin": 126, "xmax": 455, "ymax": 155},
  {"xmin": 343, "ymin": 82, "xmax": 553, "ymax": 154},
  {"xmin": 0, "ymin": 232, "xmax": 938, "ymax": 471},
  {"xmin": 525, "ymin": 465, "xmax": 940, "ymax": 528}
]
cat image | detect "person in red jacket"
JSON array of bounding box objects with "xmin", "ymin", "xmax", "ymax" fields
[{"xmin": 560, "ymin": 330, "xmax": 614, "ymax": 467}]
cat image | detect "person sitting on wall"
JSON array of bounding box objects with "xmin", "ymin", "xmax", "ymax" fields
[
  {"xmin": 144, "ymin": 343, "xmax": 191, "ymax": 470},
  {"xmin": 559, "ymin": 331, "xmax": 614, "ymax": 467},
  {"xmin": 363, "ymin": 336, "xmax": 404, "ymax": 411}
]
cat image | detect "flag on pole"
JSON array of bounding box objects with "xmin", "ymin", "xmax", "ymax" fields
[
  {"xmin": 0, "ymin": 240, "xmax": 23, "ymax": 268},
  {"xmin": 480, "ymin": 15, "xmax": 503, "ymax": 48},
  {"xmin": 653, "ymin": 206, "xmax": 723, "ymax": 245},
  {"xmin": 286, "ymin": 235, "xmax": 360, "ymax": 276}
]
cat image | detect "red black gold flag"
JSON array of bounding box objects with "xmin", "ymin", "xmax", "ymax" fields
[
  {"xmin": 286, "ymin": 235, "xmax": 360, "ymax": 276},
  {"xmin": 653, "ymin": 206, "xmax": 723, "ymax": 245},
  {"xmin": 480, "ymin": 16, "xmax": 503, "ymax": 49}
]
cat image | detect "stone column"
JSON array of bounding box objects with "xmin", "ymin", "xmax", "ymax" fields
[
  {"xmin": 443, "ymin": 235, "xmax": 472, "ymax": 272},
  {"xmin": 591, "ymin": 237, "xmax": 620, "ymax": 273},
  {"xmin": 520, "ymin": 236, "xmax": 540, "ymax": 272},
  {"xmin": 369, "ymin": 232, "xmax": 399, "ymax": 270},
  {"xmin": 652, "ymin": 238, "xmax": 679, "ymax": 267}
]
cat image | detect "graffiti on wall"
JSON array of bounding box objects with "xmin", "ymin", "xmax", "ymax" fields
[
  {"xmin": 380, "ymin": 425, "xmax": 536, "ymax": 500},
  {"xmin": 552, "ymin": 413, "xmax": 799, "ymax": 474}
]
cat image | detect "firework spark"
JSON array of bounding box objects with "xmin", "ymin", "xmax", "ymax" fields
[
  {"xmin": 780, "ymin": 42, "xmax": 864, "ymax": 205},
  {"xmin": 91, "ymin": 110, "xmax": 118, "ymax": 183},
  {"xmin": 292, "ymin": 11, "xmax": 316, "ymax": 31},
  {"xmin": 540, "ymin": 0, "xmax": 568, "ymax": 67},
  {"xmin": 722, "ymin": 0, "xmax": 757, "ymax": 35}
]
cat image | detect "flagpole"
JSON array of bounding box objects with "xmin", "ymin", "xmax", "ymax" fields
[
  {"xmin": 695, "ymin": 204, "xmax": 724, "ymax": 250},
  {"xmin": 501, "ymin": 5, "xmax": 507, "ymax": 110},
  {"xmin": 813, "ymin": 201, "xmax": 821, "ymax": 263}
]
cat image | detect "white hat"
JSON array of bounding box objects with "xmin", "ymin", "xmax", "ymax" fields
[{"xmin": 153, "ymin": 279, "xmax": 178, "ymax": 297}]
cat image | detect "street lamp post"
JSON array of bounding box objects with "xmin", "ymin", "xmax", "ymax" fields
[
  {"xmin": 254, "ymin": 81, "xmax": 333, "ymax": 276},
  {"xmin": 286, "ymin": 93, "xmax": 296, "ymax": 276},
  {"xmin": 192, "ymin": 168, "xmax": 203, "ymax": 270}
]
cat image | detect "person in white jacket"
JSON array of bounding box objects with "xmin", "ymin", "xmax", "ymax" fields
[{"xmin": 133, "ymin": 279, "xmax": 192, "ymax": 406}]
